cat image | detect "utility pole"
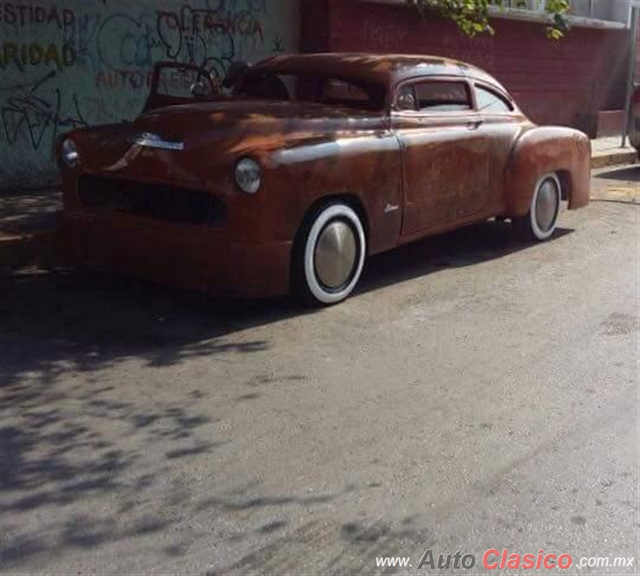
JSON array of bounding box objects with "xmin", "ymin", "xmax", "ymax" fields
[{"xmin": 622, "ymin": 3, "xmax": 639, "ymax": 147}]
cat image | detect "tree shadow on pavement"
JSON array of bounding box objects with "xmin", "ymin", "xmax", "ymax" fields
[
  {"xmin": 0, "ymin": 270, "xmax": 289, "ymax": 387},
  {"xmin": 0, "ymin": 272, "xmax": 293, "ymax": 569},
  {"xmin": 0, "ymin": 189, "xmax": 61, "ymax": 235},
  {"xmin": 0, "ymin": 218, "xmax": 571, "ymax": 572}
]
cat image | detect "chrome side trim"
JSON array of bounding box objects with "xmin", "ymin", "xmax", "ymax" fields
[
  {"xmin": 384, "ymin": 203, "xmax": 399, "ymax": 214},
  {"xmin": 133, "ymin": 132, "xmax": 184, "ymax": 151}
]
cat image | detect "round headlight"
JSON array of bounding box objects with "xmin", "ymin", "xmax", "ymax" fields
[
  {"xmin": 235, "ymin": 158, "xmax": 261, "ymax": 194},
  {"xmin": 61, "ymin": 138, "xmax": 79, "ymax": 168}
]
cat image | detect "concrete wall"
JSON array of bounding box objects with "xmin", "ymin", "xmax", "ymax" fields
[
  {"xmin": 302, "ymin": 0, "xmax": 629, "ymax": 135},
  {"xmin": 0, "ymin": 0, "xmax": 299, "ymax": 191}
]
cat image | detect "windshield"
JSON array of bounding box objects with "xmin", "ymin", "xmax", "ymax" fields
[{"xmin": 233, "ymin": 71, "xmax": 386, "ymax": 111}]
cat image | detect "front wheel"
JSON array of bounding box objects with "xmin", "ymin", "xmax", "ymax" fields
[
  {"xmin": 512, "ymin": 173, "xmax": 562, "ymax": 241},
  {"xmin": 292, "ymin": 202, "xmax": 366, "ymax": 306}
]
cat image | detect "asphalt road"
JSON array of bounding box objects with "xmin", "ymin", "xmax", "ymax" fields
[{"xmin": 1, "ymin": 166, "xmax": 638, "ymax": 575}]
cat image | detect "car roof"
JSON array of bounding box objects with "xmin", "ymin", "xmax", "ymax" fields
[{"xmin": 253, "ymin": 52, "xmax": 507, "ymax": 92}]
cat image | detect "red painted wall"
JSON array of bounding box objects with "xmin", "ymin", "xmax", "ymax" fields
[{"xmin": 302, "ymin": 0, "xmax": 630, "ymax": 133}]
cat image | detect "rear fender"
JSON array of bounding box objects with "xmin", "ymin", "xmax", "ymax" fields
[{"xmin": 504, "ymin": 126, "xmax": 590, "ymax": 216}]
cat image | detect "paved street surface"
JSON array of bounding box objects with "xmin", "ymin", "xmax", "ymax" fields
[{"xmin": 1, "ymin": 166, "xmax": 638, "ymax": 575}]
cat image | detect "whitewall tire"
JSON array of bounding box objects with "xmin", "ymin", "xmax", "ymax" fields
[
  {"xmin": 292, "ymin": 202, "xmax": 366, "ymax": 306},
  {"xmin": 513, "ymin": 173, "xmax": 561, "ymax": 241}
]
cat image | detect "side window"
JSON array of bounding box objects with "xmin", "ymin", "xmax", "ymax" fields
[
  {"xmin": 413, "ymin": 81, "xmax": 471, "ymax": 112},
  {"xmin": 475, "ymin": 85, "xmax": 513, "ymax": 113}
]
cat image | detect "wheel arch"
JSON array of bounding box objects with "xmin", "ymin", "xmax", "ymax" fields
[
  {"xmin": 293, "ymin": 192, "xmax": 370, "ymax": 253},
  {"xmin": 504, "ymin": 126, "xmax": 590, "ymax": 215}
]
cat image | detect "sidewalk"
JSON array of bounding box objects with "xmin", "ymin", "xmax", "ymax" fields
[
  {"xmin": 0, "ymin": 189, "xmax": 60, "ymax": 270},
  {"xmin": 591, "ymin": 136, "xmax": 638, "ymax": 169},
  {"xmin": 1, "ymin": 137, "xmax": 637, "ymax": 270}
]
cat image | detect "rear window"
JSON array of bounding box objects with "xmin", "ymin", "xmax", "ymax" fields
[
  {"xmin": 239, "ymin": 72, "xmax": 386, "ymax": 111},
  {"xmin": 318, "ymin": 79, "xmax": 371, "ymax": 107}
]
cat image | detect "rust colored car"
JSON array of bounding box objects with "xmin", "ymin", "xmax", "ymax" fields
[{"xmin": 58, "ymin": 54, "xmax": 590, "ymax": 306}]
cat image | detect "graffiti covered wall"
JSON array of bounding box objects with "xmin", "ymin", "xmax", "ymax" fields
[{"xmin": 0, "ymin": 0, "xmax": 299, "ymax": 190}]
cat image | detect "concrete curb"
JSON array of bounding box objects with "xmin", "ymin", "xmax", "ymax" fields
[{"xmin": 591, "ymin": 150, "xmax": 638, "ymax": 170}]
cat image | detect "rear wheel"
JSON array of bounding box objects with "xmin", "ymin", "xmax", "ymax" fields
[
  {"xmin": 512, "ymin": 173, "xmax": 561, "ymax": 241},
  {"xmin": 292, "ymin": 202, "xmax": 366, "ymax": 306}
]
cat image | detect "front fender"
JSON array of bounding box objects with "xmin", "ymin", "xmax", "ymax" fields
[
  {"xmin": 257, "ymin": 131, "xmax": 403, "ymax": 255},
  {"xmin": 504, "ymin": 126, "xmax": 590, "ymax": 216}
]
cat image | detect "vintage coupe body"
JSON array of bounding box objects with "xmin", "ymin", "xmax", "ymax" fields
[{"xmin": 58, "ymin": 53, "xmax": 590, "ymax": 305}]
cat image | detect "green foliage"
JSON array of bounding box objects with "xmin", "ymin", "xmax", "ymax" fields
[
  {"xmin": 545, "ymin": 0, "xmax": 570, "ymax": 39},
  {"xmin": 406, "ymin": 0, "xmax": 570, "ymax": 39}
]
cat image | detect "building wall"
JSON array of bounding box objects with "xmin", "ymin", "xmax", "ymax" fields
[
  {"xmin": 569, "ymin": 0, "xmax": 633, "ymax": 23},
  {"xmin": 303, "ymin": 0, "xmax": 629, "ymax": 133},
  {"xmin": 0, "ymin": 0, "xmax": 299, "ymax": 191}
]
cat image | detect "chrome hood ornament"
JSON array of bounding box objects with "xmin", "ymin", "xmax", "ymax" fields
[{"xmin": 133, "ymin": 132, "xmax": 184, "ymax": 151}]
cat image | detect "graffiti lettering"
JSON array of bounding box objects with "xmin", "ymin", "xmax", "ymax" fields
[
  {"xmin": 95, "ymin": 69, "xmax": 154, "ymax": 91},
  {"xmin": 157, "ymin": 7, "xmax": 264, "ymax": 41},
  {"xmin": 0, "ymin": 0, "xmax": 294, "ymax": 190},
  {"xmin": 0, "ymin": 2, "xmax": 75, "ymax": 28},
  {"xmin": 155, "ymin": 6, "xmax": 240, "ymax": 70},
  {"xmin": 0, "ymin": 42, "xmax": 76, "ymax": 70}
]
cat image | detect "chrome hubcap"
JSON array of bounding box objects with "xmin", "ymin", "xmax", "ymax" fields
[
  {"xmin": 535, "ymin": 179, "xmax": 559, "ymax": 232},
  {"xmin": 314, "ymin": 220, "xmax": 357, "ymax": 289}
]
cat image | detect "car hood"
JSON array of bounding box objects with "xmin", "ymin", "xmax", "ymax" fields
[
  {"xmin": 133, "ymin": 99, "xmax": 386, "ymax": 144},
  {"xmin": 71, "ymin": 100, "xmax": 386, "ymax": 190}
]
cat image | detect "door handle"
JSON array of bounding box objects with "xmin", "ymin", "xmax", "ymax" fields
[{"xmin": 467, "ymin": 120, "xmax": 483, "ymax": 130}]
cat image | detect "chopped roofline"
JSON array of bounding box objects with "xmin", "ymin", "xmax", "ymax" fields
[{"xmin": 253, "ymin": 52, "xmax": 507, "ymax": 92}]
